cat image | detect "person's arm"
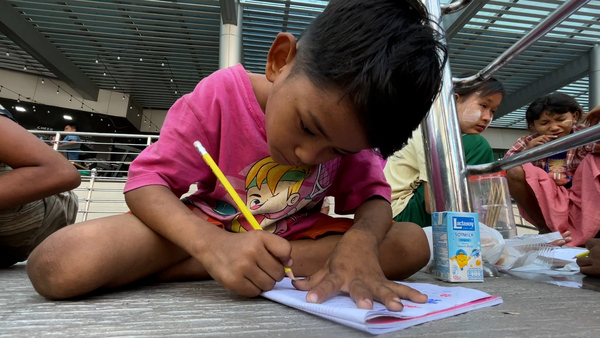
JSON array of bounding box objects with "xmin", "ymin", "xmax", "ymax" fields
[
  {"xmin": 293, "ymin": 197, "xmax": 427, "ymax": 311},
  {"xmin": 581, "ymin": 107, "xmax": 600, "ymax": 154},
  {"xmin": 125, "ymin": 185, "xmax": 293, "ymax": 296},
  {"xmin": 0, "ymin": 117, "xmax": 80, "ymax": 209},
  {"xmin": 57, "ymin": 135, "xmax": 80, "ymax": 148},
  {"xmin": 505, "ymin": 137, "xmax": 529, "ymax": 157},
  {"xmin": 583, "ymin": 105, "xmax": 600, "ymax": 127},
  {"xmin": 423, "ymin": 182, "xmax": 431, "ymax": 214}
]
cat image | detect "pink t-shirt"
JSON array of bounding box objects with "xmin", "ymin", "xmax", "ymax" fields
[{"xmin": 125, "ymin": 64, "xmax": 390, "ymax": 239}]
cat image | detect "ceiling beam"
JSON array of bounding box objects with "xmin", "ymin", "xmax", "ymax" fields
[
  {"xmin": 495, "ymin": 52, "xmax": 590, "ymax": 118},
  {"xmin": 220, "ymin": 0, "xmax": 238, "ymax": 25},
  {"xmin": 0, "ymin": 0, "xmax": 99, "ymax": 101},
  {"xmin": 443, "ymin": 0, "xmax": 491, "ymax": 41}
]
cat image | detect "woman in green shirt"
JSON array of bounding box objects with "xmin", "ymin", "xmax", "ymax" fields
[{"xmin": 384, "ymin": 74, "xmax": 505, "ymax": 227}]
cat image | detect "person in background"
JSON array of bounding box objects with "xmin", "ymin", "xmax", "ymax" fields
[
  {"xmin": 384, "ymin": 73, "xmax": 505, "ymax": 228},
  {"xmin": 0, "ymin": 104, "xmax": 80, "ymax": 268},
  {"xmin": 27, "ymin": 0, "xmax": 447, "ymax": 311},
  {"xmin": 59, "ymin": 124, "xmax": 82, "ymax": 161},
  {"xmin": 505, "ymin": 94, "xmax": 600, "ymax": 247}
]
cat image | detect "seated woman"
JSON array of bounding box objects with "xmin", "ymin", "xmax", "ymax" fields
[
  {"xmin": 505, "ymin": 94, "xmax": 600, "ymax": 247},
  {"xmin": 384, "ymin": 73, "xmax": 504, "ymax": 227},
  {"xmin": 0, "ymin": 105, "xmax": 80, "ymax": 268}
]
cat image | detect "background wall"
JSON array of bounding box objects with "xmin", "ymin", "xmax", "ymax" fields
[{"xmin": 482, "ymin": 127, "xmax": 528, "ymax": 150}]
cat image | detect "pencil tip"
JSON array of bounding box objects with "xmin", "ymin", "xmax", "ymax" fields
[{"xmin": 285, "ymin": 268, "xmax": 297, "ymax": 280}]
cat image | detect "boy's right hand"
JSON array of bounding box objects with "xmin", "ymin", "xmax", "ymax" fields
[
  {"xmin": 577, "ymin": 238, "xmax": 600, "ymax": 277},
  {"xmin": 526, "ymin": 135, "xmax": 558, "ymax": 150},
  {"xmin": 195, "ymin": 230, "xmax": 293, "ymax": 297}
]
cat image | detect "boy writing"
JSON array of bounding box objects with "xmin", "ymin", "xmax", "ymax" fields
[{"xmin": 27, "ymin": 0, "xmax": 447, "ymax": 311}]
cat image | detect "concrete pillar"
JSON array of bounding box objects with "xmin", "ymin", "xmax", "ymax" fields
[
  {"xmin": 219, "ymin": 3, "xmax": 243, "ymax": 69},
  {"xmin": 590, "ymin": 44, "xmax": 599, "ymax": 109}
]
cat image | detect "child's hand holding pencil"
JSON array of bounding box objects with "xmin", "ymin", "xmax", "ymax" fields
[
  {"xmin": 193, "ymin": 141, "xmax": 297, "ymax": 282},
  {"xmin": 200, "ymin": 229, "xmax": 295, "ymax": 296}
]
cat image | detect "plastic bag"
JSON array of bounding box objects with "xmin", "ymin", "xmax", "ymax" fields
[
  {"xmin": 494, "ymin": 232, "xmax": 562, "ymax": 271},
  {"xmin": 479, "ymin": 222, "xmax": 505, "ymax": 264},
  {"xmin": 421, "ymin": 226, "xmax": 435, "ymax": 273}
]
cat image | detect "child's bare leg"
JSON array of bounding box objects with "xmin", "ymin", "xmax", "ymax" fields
[
  {"xmin": 153, "ymin": 235, "xmax": 341, "ymax": 281},
  {"xmin": 506, "ymin": 166, "xmax": 551, "ymax": 233},
  {"xmin": 153, "ymin": 256, "xmax": 210, "ymax": 282},
  {"xmin": 27, "ymin": 213, "xmax": 192, "ymax": 300},
  {"xmin": 155, "ymin": 222, "xmax": 429, "ymax": 282},
  {"xmin": 378, "ymin": 222, "xmax": 430, "ymax": 279}
]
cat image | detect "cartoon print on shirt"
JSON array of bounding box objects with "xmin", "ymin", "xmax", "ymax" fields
[
  {"xmin": 209, "ymin": 156, "xmax": 340, "ymax": 236},
  {"xmin": 229, "ymin": 157, "xmax": 315, "ymax": 234}
]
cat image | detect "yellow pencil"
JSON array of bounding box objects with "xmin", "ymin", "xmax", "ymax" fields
[
  {"xmin": 193, "ymin": 141, "xmax": 296, "ymax": 280},
  {"xmin": 575, "ymin": 250, "xmax": 590, "ymax": 258}
]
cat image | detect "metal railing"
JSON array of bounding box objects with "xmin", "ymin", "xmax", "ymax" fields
[
  {"xmin": 29, "ymin": 130, "xmax": 159, "ymax": 222},
  {"xmin": 26, "ymin": 128, "xmax": 543, "ymax": 232},
  {"xmin": 31, "ymin": 130, "xmax": 158, "ymax": 177}
]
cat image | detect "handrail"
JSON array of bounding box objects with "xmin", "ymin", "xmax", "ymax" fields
[
  {"xmin": 468, "ymin": 123, "xmax": 600, "ymax": 175},
  {"xmin": 440, "ymin": 0, "xmax": 473, "ymax": 15},
  {"xmin": 453, "ymin": 0, "xmax": 590, "ymax": 87},
  {"xmin": 29, "ymin": 129, "xmax": 160, "ymax": 179},
  {"xmin": 31, "ymin": 130, "xmax": 160, "ymax": 139}
]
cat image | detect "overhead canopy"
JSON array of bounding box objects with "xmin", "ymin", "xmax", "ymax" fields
[{"xmin": 0, "ymin": 0, "xmax": 598, "ymax": 129}]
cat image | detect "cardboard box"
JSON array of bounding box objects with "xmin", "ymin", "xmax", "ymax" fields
[{"xmin": 432, "ymin": 211, "xmax": 483, "ymax": 282}]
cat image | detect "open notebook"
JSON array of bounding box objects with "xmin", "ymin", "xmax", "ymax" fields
[{"xmin": 262, "ymin": 279, "xmax": 502, "ymax": 335}]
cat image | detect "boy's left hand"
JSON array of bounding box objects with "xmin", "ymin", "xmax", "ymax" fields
[{"xmin": 292, "ymin": 229, "xmax": 427, "ymax": 311}]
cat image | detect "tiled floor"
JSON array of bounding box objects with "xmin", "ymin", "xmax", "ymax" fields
[{"xmin": 2, "ymin": 263, "xmax": 600, "ymax": 337}]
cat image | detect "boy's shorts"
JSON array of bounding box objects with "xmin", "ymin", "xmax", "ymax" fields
[
  {"xmin": 182, "ymin": 203, "xmax": 353, "ymax": 241},
  {"xmin": 0, "ymin": 191, "xmax": 79, "ymax": 268}
]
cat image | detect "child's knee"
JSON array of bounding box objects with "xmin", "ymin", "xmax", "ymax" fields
[
  {"xmin": 27, "ymin": 229, "xmax": 90, "ymax": 300},
  {"xmin": 506, "ymin": 166, "xmax": 526, "ymax": 186},
  {"xmin": 385, "ymin": 222, "xmax": 430, "ymax": 266}
]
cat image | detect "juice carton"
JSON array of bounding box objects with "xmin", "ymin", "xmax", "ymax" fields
[{"xmin": 432, "ymin": 211, "xmax": 483, "ymax": 282}]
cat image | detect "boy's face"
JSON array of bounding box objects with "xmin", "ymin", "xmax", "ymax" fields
[
  {"xmin": 456, "ymin": 92, "xmax": 502, "ymax": 135},
  {"xmin": 264, "ymin": 70, "xmax": 369, "ymax": 166},
  {"xmin": 262, "ymin": 33, "xmax": 369, "ymax": 166},
  {"xmin": 532, "ymin": 111, "xmax": 576, "ymax": 138}
]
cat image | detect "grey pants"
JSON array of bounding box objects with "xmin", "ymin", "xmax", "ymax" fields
[{"xmin": 0, "ymin": 191, "xmax": 78, "ymax": 268}]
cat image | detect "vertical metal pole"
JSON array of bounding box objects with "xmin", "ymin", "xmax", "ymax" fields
[
  {"xmin": 421, "ymin": 0, "xmax": 472, "ymax": 213},
  {"xmin": 52, "ymin": 132, "xmax": 61, "ymax": 151},
  {"xmin": 82, "ymin": 168, "xmax": 97, "ymax": 222},
  {"xmin": 590, "ymin": 44, "xmax": 600, "ymax": 110}
]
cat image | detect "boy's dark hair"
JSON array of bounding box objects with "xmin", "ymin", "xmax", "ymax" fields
[
  {"xmin": 66, "ymin": 124, "xmax": 78, "ymax": 130},
  {"xmin": 525, "ymin": 92, "xmax": 583, "ymax": 127},
  {"xmin": 291, "ymin": 0, "xmax": 447, "ymax": 158},
  {"xmin": 454, "ymin": 72, "xmax": 505, "ymax": 100}
]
